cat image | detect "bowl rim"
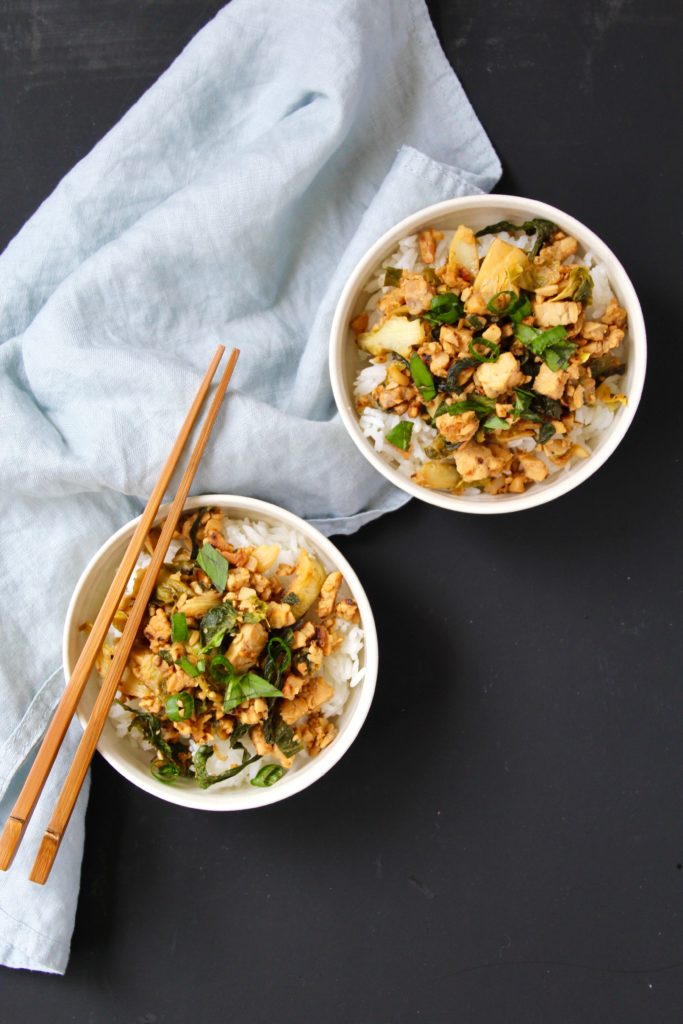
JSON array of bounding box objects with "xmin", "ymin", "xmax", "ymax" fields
[
  {"xmin": 329, "ymin": 193, "xmax": 647, "ymax": 514},
  {"xmin": 63, "ymin": 493, "xmax": 379, "ymax": 811}
]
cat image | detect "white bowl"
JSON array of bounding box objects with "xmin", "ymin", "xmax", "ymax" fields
[
  {"xmin": 63, "ymin": 495, "xmax": 378, "ymax": 810},
  {"xmin": 330, "ymin": 195, "xmax": 647, "ymax": 513}
]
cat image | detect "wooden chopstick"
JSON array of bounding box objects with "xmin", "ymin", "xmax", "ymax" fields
[
  {"xmin": 0, "ymin": 344, "xmax": 226, "ymax": 873},
  {"xmin": 29, "ymin": 348, "xmax": 240, "ymax": 885}
]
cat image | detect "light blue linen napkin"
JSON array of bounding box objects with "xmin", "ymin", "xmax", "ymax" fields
[{"xmin": 0, "ymin": 0, "xmax": 500, "ymax": 973}]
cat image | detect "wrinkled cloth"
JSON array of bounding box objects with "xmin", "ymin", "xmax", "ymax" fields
[{"xmin": 0, "ymin": 0, "xmax": 500, "ymax": 973}]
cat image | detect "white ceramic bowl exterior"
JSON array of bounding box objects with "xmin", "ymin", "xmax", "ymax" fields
[
  {"xmin": 330, "ymin": 195, "xmax": 647, "ymax": 513},
  {"xmin": 63, "ymin": 495, "xmax": 378, "ymax": 811}
]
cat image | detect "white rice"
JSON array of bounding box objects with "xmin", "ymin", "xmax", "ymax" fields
[
  {"xmin": 108, "ymin": 516, "xmax": 365, "ymax": 788},
  {"xmin": 354, "ymin": 227, "xmax": 626, "ymax": 491}
]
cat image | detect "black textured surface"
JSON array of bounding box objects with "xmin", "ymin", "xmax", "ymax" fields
[{"xmin": 1, "ymin": 1, "xmax": 682, "ymax": 1021}]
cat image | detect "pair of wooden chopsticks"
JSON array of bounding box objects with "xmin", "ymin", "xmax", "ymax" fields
[{"xmin": 0, "ymin": 345, "xmax": 239, "ymax": 885}]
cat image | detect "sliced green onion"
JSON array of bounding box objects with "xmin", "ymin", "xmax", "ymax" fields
[
  {"xmin": 209, "ymin": 654, "xmax": 236, "ymax": 685},
  {"xmin": 165, "ymin": 691, "xmax": 195, "ymax": 722},
  {"xmin": 468, "ymin": 338, "xmax": 500, "ymax": 363},
  {"xmin": 409, "ymin": 355, "xmax": 436, "ymax": 401},
  {"xmin": 385, "ymin": 421, "xmax": 413, "ymax": 450},
  {"xmin": 251, "ymin": 765, "xmax": 286, "ymax": 788},
  {"xmin": 171, "ymin": 612, "xmax": 188, "ymax": 644},
  {"xmin": 177, "ymin": 656, "xmax": 200, "ymax": 678},
  {"xmin": 486, "ymin": 290, "xmax": 517, "ymax": 315}
]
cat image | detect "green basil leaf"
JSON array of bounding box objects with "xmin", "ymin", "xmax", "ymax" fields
[
  {"xmin": 196, "ymin": 543, "xmax": 228, "ymax": 592},
  {"xmin": 283, "ymin": 593, "xmax": 299, "ymax": 606},
  {"xmin": 385, "ymin": 421, "xmax": 413, "ymax": 451},
  {"xmin": 188, "ymin": 507, "xmax": 208, "ymax": 561},
  {"xmin": 251, "ymin": 764, "xmax": 286, "ymax": 788},
  {"xmin": 271, "ymin": 715, "xmax": 303, "ymax": 758},
  {"xmin": 118, "ymin": 701, "xmax": 188, "ymax": 780},
  {"xmin": 199, "ymin": 602, "xmax": 237, "ymax": 652},
  {"xmin": 192, "ymin": 745, "xmax": 260, "ymax": 789},
  {"xmin": 483, "ymin": 415, "xmax": 510, "ymax": 431},
  {"xmin": 223, "ymin": 672, "xmax": 284, "ymax": 713},
  {"xmin": 171, "ymin": 612, "xmax": 189, "ymax": 644},
  {"xmin": 409, "ymin": 355, "xmax": 436, "ymax": 401},
  {"xmin": 544, "ymin": 342, "xmax": 577, "ymax": 372},
  {"xmin": 538, "ymin": 422, "xmax": 556, "ymax": 444},
  {"xmin": 434, "ymin": 394, "xmax": 495, "ymax": 420}
]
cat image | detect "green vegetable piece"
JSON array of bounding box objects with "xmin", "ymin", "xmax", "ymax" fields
[
  {"xmin": 409, "ymin": 355, "xmax": 436, "ymax": 401},
  {"xmin": 385, "ymin": 421, "xmax": 413, "ymax": 451},
  {"xmin": 554, "ymin": 265, "xmax": 593, "ymax": 304},
  {"xmin": 475, "ymin": 218, "xmax": 557, "ymax": 257},
  {"xmin": 171, "ymin": 612, "xmax": 189, "ymax": 644},
  {"xmin": 468, "ymin": 338, "xmax": 500, "ymax": 363},
  {"xmin": 434, "ymin": 394, "xmax": 495, "ymax": 420},
  {"xmin": 538, "ymin": 422, "xmax": 556, "ymax": 444},
  {"xmin": 119, "ymin": 701, "xmax": 187, "ymax": 780},
  {"xmin": 209, "ymin": 654, "xmax": 236, "ymax": 686},
  {"xmin": 177, "ymin": 656, "xmax": 200, "ymax": 678},
  {"xmin": 262, "ymin": 636, "xmax": 292, "ymax": 688},
  {"xmin": 199, "ymin": 602, "xmax": 237, "ymax": 651},
  {"xmin": 165, "ymin": 691, "xmax": 195, "ymax": 722},
  {"xmin": 188, "ymin": 507, "xmax": 208, "ymax": 561},
  {"xmin": 158, "ymin": 649, "xmax": 174, "ymax": 665},
  {"xmin": 423, "ymin": 293, "xmax": 464, "ymax": 326},
  {"xmin": 466, "ymin": 314, "xmax": 486, "ymax": 330},
  {"xmin": 196, "ymin": 542, "xmax": 228, "ymax": 592},
  {"xmin": 271, "ymin": 715, "xmax": 303, "ymax": 758},
  {"xmin": 223, "ymin": 672, "xmax": 285, "ymax": 713},
  {"xmin": 383, "ymin": 266, "xmax": 403, "ymax": 287},
  {"xmin": 192, "ymin": 745, "xmax": 261, "ymax": 789},
  {"xmin": 283, "ymin": 593, "xmax": 299, "ymax": 606},
  {"xmin": 251, "ymin": 764, "xmax": 286, "ymax": 788},
  {"xmin": 483, "ymin": 415, "xmax": 510, "ymax": 431},
  {"xmin": 514, "ymin": 322, "xmax": 577, "ymax": 371},
  {"xmin": 486, "ymin": 290, "xmax": 517, "ymax": 315},
  {"xmin": 152, "ymin": 762, "xmax": 181, "ymax": 784}
]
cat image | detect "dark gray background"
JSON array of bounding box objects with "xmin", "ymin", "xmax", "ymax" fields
[{"xmin": 1, "ymin": 1, "xmax": 682, "ymax": 1021}]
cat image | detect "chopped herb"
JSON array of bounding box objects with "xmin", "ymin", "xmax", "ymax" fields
[
  {"xmin": 409, "ymin": 355, "xmax": 436, "ymax": 401},
  {"xmin": 514, "ymin": 322, "xmax": 577, "ymax": 371},
  {"xmin": 188, "ymin": 507, "xmax": 207, "ymax": 561},
  {"xmin": 119, "ymin": 702, "xmax": 187, "ymax": 779},
  {"xmin": 165, "ymin": 691, "xmax": 195, "ymax": 722},
  {"xmin": 199, "ymin": 603, "xmax": 237, "ymax": 651},
  {"xmin": 385, "ymin": 421, "xmax": 413, "ymax": 450},
  {"xmin": 438, "ymin": 356, "xmax": 479, "ymax": 392},
  {"xmin": 383, "ymin": 266, "xmax": 403, "ymax": 287},
  {"xmin": 475, "ymin": 218, "xmax": 557, "ymax": 257},
  {"xmin": 483, "ymin": 415, "xmax": 510, "ymax": 431},
  {"xmin": 434, "ymin": 394, "xmax": 495, "ymax": 420},
  {"xmin": 196, "ymin": 659, "xmax": 206, "ymax": 673},
  {"xmin": 223, "ymin": 672, "xmax": 285, "ymax": 713},
  {"xmin": 538, "ymin": 421, "xmax": 556, "ymax": 444},
  {"xmin": 262, "ymin": 636, "xmax": 292, "ymax": 688},
  {"xmin": 192, "ymin": 745, "xmax": 260, "ymax": 789},
  {"xmin": 271, "ymin": 715, "xmax": 303, "ymax": 758},
  {"xmin": 251, "ymin": 765, "xmax": 286, "ymax": 787},
  {"xmin": 466, "ymin": 314, "xmax": 486, "ymax": 330},
  {"xmin": 283, "ymin": 593, "xmax": 299, "ymax": 606},
  {"xmin": 171, "ymin": 612, "xmax": 188, "ymax": 644},
  {"xmin": 422, "ymin": 293, "xmax": 463, "ymax": 326},
  {"xmin": 158, "ymin": 649, "xmax": 174, "ymax": 665},
  {"xmin": 177, "ymin": 656, "xmax": 200, "ymax": 678},
  {"xmin": 531, "ymin": 394, "xmax": 563, "ymax": 420},
  {"xmin": 229, "ymin": 722, "xmax": 249, "ymax": 747},
  {"xmin": 486, "ymin": 290, "xmax": 517, "ymax": 315},
  {"xmin": 196, "ymin": 543, "xmax": 228, "ymax": 592}
]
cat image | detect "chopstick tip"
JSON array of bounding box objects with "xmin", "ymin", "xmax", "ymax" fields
[
  {"xmin": 0, "ymin": 816, "xmax": 25, "ymax": 871},
  {"xmin": 29, "ymin": 831, "xmax": 61, "ymax": 886}
]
